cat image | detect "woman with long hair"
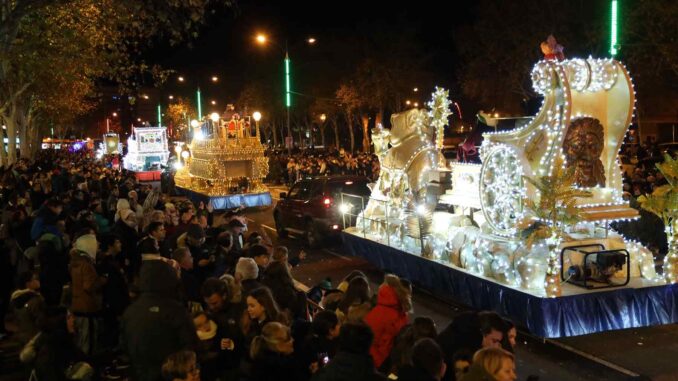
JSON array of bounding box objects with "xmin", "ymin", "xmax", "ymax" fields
[
  {"xmin": 241, "ymin": 287, "xmax": 286, "ymax": 353},
  {"xmin": 336, "ymin": 276, "xmax": 371, "ymax": 319},
  {"xmin": 249, "ymin": 322, "xmax": 300, "ymax": 381},
  {"xmin": 262, "ymin": 261, "xmax": 306, "ymax": 319}
]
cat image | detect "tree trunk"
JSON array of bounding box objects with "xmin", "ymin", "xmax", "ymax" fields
[
  {"xmin": 347, "ymin": 111, "xmax": 355, "ymax": 153},
  {"xmin": 0, "ymin": 121, "xmax": 6, "ymax": 168},
  {"xmin": 5, "ymin": 103, "xmax": 18, "ymax": 165},
  {"xmin": 271, "ymin": 121, "xmax": 278, "ymax": 147},
  {"xmin": 361, "ymin": 114, "xmax": 370, "ymax": 152},
  {"xmin": 332, "ymin": 120, "xmax": 340, "ymax": 150}
]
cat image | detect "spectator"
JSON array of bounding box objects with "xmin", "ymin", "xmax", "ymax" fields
[
  {"xmin": 146, "ymin": 220, "xmax": 170, "ymax": 258},
  {"xmin": 242, "ymin": 287, "xmax": 286, "ymax": 355},
  {"xmin": 173, "ymin": 247, "xmax": 201, "ymax": 307},
  {"xmin": 501, "ymin": 319, "xmax": 517, "ymax": 353},
  {"xmin": 192, "ymin": 310, "xmax": 222, "ymax": 381},
  {"xmin": 299, "ymin": 310, "xmax": 341, "ymax": 378},
  {"xmin": 249, "ymin": 244, "xmax": 272, "ymax": 280},
  {"xmin": 161, "ymin": 350, "xmax": 200, "ymax": 381},
  {"xmin": 20, "ymin": 307, "xmax": 92, "ymax": 381},
  {"xmin": 398, "ymin": 338, "xmax": 447, "ymax": 381},
  {"xmin": 336, "ymin": 275, "xmax": 371, "ymax": 322},
  {"xmin": 437, "ymin": 311, "xmax": 505, "ymax": 381},
  {"xmin": 121, "ymin": 253, "xmax": 196, "ymax": 381},
  {"xmin": 311, "ymin": 322, "xmax": 388, "ymax": 381},
  {"xmin": 10, "ymin": 271, "xmax": 45, "ymax": 345},
  {"xmin": 249, "ymin": 322, "xmax": 300, "ymax": 381},
  {"xmin": 364, "ymin": 274, "xmax": 412, "ymax": 368},
  {"xmin": 263, "ymin": 261, "xmax": 307, "ymax": 319},
  {"xmin": 388, "ymin": 316, "xmax": 438, "ymax": 376},
  {"xmin": 179, "ymin": 223, "xmax": 213, "ymax": 283},
  {"xmin": 225, "ymin": 218, "xmax": 246, "ymax": 252},
  {"xmin": 273, "ymin": 246, "xmax": 306, "ymax": 269},
  {"xmin": 97, "ymin": 234, "xmax": 129, "ymax": 348},
  {"xmin": 235, "ymin": 257, "xmax": 262, "ymax": 296},
  {"xmin": 36, "ymin": 230, "xmax": 70, "ymax": 307},
  {"xmin": 214, "ymin": 231, "xmax": 238, "ymax": 276},
  {"xmin": 461, "ymin": 348, "xmax": 516, "ymax": 381},
  {"xmin": 113, "ymin": 208, "xmax": 140, "ymax": 275},
  {"xmin": 30, "ymin": 198, "xmax": 63, "ymax": 243},
  {"xmin": 69, "ymin": 233, "xmax": 106, "ymax": 355}
]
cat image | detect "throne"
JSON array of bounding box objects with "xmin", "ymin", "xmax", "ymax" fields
[{"xmin": 475, "ymin": 58, "xmax": 637, "ymax": 237}]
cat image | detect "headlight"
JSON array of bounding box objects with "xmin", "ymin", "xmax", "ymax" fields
[{"xmin": 339, "ymin": 203, "xmax": 353, "ymax": 214}]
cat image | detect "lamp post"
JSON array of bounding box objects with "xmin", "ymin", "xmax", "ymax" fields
[
  {"xmin": 256, "ymin": 33, "xmax": 315, "ymax": 153},
  {"xmin": 253, "ymin": 111, "xmax": 262, "ymax": 141},
  {"xmin": 175, "ymin": 75, "xmax": 220, "ymax": 121}
]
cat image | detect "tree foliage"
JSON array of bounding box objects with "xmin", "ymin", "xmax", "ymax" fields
[{"xmin": 0, "ymin": 0, "xmax": 232, "ymax": 166}]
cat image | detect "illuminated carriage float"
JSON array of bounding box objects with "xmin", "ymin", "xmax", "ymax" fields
[
  {"xmin": 344, "ymin": 57, "xmax": 678, "ymax": 338},
  {"xmin": 173, "ymin": 112, "xmax": 271, "ymax": 209},
  {"xmin": 122, "ymin": 126, "xmax": 170, "ymax": 182}
]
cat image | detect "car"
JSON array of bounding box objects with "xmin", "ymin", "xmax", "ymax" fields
[
  {"xmin": 273, "ymin": 175, "xmax": 372, "ymax": 248},
  {"xmin": 658, "ymin": 142, "xmax": 678, "ymax": 155}
]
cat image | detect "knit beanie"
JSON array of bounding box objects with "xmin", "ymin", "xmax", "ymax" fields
[
  {"xmin": 75, "ymin": 234, "xmax": 98, "ymax": 259},
  {"xmin": 235, "ymin": 257, "xmax": 259, "ymax": 281}
]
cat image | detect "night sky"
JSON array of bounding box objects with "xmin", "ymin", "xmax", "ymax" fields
[
  {"xmin": 90, "ymin": 0, "xmax": 476, "ymax": 134},
  {"xmin": 153, "ymin": 0, "xmax": 473, "ymax": 107}
]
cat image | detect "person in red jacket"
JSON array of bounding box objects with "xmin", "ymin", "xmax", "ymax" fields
[{"xmin": 364, "ymin": 274, "xmax": 412, "ymax": 368}]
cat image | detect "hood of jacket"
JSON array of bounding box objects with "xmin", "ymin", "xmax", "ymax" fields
[
  {"xmin": 139, "ymin": 260, "xmax": 180, "ymax": 298},
  {"xmin": 376, "ymin": 284, "xmax": 401, "ymax": 309}
]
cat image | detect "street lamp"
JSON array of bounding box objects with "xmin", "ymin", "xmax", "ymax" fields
[
  {"xmin": 211, "ymin": 76, "xmax": 218, "ymax": 82},
  {"xmin": 253, "ymin": 111, "xmax": 262, "ymax": 140},
  {"xmin": 255, "ymin": 33, "xmax": 315, "ymax": 153},
  {"xmin": 320, "ymin": 114, "xmax": 326, "ymax": 122}
]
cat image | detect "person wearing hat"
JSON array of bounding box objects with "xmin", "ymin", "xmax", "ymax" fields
[
  {"xmin": 177, "ymin": 223, "xmax": 213, "ymax": 283},
  {"xmin": 70, "ymin": 234, "xmax": 107, "ymax": 355},
  {"xmin": 113, "ymin": 208, "xmax": 140, "ymax": 279}
]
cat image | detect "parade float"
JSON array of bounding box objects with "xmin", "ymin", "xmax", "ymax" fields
[
  {"xmin": 102, "ymin": 132, "xmax": 121, "ymax": 155},
  {"xmin": 123, "ymin": 126, "xmax": 169, "ymax": 181},
  {"xmin": 173, "ymin": 111, "xmax": 271, "ymax": 209},
  {"xmin": 344, "ymin": 52, "xmax": 678, "ymax": 338}
]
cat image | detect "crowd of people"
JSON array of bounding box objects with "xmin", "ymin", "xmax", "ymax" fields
[
  {"xmin": 266, "ymin": 148, "xmax": 380, "ymax": 185},
  {"xmin": 0, "ymin": 149, "xmax": 523, "ymax": 381},
  {"xmin": 619, "ymin": 139, "xmax": 671, "ymax": 199}
]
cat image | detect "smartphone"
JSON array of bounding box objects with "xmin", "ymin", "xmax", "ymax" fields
[{"xmin": 318, "ymin": 352, "xmax": 329, "ymax": 366}]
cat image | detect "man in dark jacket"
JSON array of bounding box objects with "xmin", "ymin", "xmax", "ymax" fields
[
  {"xmin": 201, "ymin": 278, "xmax": 243, "ymax": 376},
  {"xmin": 120, "ymin": 255, "xmax": 196, "ymax": 381},
  {"xmin": 30, "ymin": 198, "xmax": 63, "ymax": 242},
  {"xmin": 172, "ymin": 247, "xmax": 201, "ymax": 306},
  {"xmin": 311, "ymin": 322, "xmax": 388, "ymax": 381},
  {"xmin": 397, "ymin": 338, "xmax": 446, "ymax": 381}
]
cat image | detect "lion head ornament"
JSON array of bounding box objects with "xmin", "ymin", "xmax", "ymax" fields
[{"xmin": 562, "ymin": 117, "xmax": 606, "ymax": 187}]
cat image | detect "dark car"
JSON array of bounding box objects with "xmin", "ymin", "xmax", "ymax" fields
[{"xmin": 273, "ymin": 175, "xmax": 371, "ymax": 248}]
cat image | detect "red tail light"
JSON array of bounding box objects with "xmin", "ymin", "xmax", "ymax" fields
[{"xmin": 323, "ymin": 197, "xmax": 332, "ymax": 208}]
